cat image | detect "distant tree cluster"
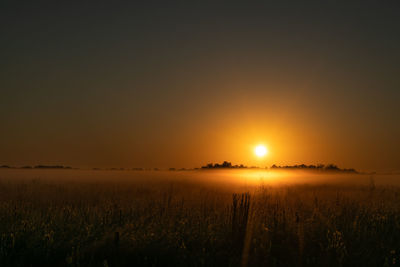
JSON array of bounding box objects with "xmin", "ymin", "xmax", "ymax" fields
[
  {"xmin": 34, "ymin": 165, "xmax": 72, "ymax": 169},
  {"xmin": 201, "ymin": 161, "xmax": 247, "ymax": 169},
  {"xmin": 200, "ymin": 162, "xmax": 357, "ymax": 173},
  {"xmin": 0, "ymin": 165, "xmax": 11, "ymax": 168},
  {"xmin": 270, "ymin": 164, "xmax": 357, "ymax": 173},
  {"xmin": 0, "ymin": 165, "xmax": 73, "ymax": 169}
]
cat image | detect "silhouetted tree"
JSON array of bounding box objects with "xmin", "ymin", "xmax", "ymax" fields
[
  {"xmin": 201, "ymin": 162, "xmax": 247, "ymax": 169},
  {"xmin": 268, "ymin": 163, "xmax": 357, "ymax": 173},
  {"xmin": 325, "ymin": 164, "xmax": 339, "ymax": 171},
  {"xmin": 222, "ymin": 161, "xmax": 232, "ymax": 168}
]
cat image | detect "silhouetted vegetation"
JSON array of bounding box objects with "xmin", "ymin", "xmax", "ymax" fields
[
  {"xmin": 34, "ymin": 165, "xmax": 72, "ymax": 169},
  {"xmin": 202, "ymin": 161, "xmax": 247, "ymax": 169},
  {"xmin": 270, "ymin": 164, "xmax": 357, "ymax": 173},
  {"xmin": 201, "ymin": 162, "xmax": 357, "ymax": 173},
  {"xmin": 0, "ymin": 165, "xmax": 13, "ymax": 169}
]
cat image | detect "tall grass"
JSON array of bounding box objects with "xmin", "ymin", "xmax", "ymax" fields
[{"xmin": 0, "ymin": 174, "xmax": 399, "ymax": 266}]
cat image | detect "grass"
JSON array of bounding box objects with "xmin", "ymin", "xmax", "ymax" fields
[{"xmin": 0, "ymin": 171, "xmax": 399, "ymax": 266}]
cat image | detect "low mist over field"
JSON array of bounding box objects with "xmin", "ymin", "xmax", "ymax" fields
[{"xmin": 1, "ymin": 168, "xmax": 399, "ymax": 187}]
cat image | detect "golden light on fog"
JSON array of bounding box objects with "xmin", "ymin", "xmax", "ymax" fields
[{"xmin": 255, "ymin": 145, "xmax": 268, "ymax": 157}]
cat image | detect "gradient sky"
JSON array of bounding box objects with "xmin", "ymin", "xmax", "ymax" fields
[{"xmin": 1, "ymin": 2, "xmax": 399, "ymax": 171}]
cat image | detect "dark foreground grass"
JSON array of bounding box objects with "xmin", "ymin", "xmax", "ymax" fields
[{"xmin": 0, "ymin": 175, "xmax": 399, "ymax": 266}]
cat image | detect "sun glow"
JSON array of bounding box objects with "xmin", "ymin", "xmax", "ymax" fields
[{"xmin": 255, "ymin": 145, "xmax": 268, "ymax": 157}]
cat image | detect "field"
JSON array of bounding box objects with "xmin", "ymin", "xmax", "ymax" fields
[{"xmin": 1, "ymin": 169, "xmax": 400, "ymax": 266}]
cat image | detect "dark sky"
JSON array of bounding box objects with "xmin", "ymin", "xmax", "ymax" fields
[{"xmin": 1, "ymin": 1, "xmax": 399, "ymax": 171}]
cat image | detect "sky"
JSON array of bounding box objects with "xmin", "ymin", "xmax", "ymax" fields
[{"xmin": 1, "ymin": 1, "xmax": 399, "ymax": 171}]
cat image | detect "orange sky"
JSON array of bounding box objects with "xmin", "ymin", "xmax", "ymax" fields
[{"xmin": 1, "ymin": 2, "xmax": 399, "ymax": 172}]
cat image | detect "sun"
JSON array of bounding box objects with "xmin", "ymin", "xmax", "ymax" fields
[{"xmin": 255, "ymin": 145, "xmax": 268, "ymax": 157}]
